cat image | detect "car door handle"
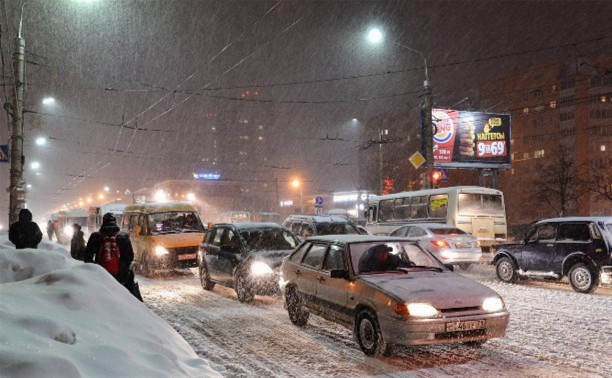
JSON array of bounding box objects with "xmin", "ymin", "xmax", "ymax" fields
[
  {"xmin": 317, "ymin": 276, "xmax": 325, "ymax": 282},
  {"xmin": 295, "ymin": 269, "xmax": 302, "ymax": 276}
]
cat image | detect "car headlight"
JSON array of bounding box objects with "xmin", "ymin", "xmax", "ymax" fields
[
  {"xmin": 63, "ymin": 225, "xmax": 74, "ymax": 237},
  {"xmin": 251, "ymin": 261, "xmax": 273, "ymax": 276},
  {"xmin": 482, "ymin": 297, "xmax": 504, "ymax": 312},
  {"xmin": 154, "ymin": 245, "xmax": 169, "ymax": 256},
  {"xmin": 406, "ymin": 303, "xmax": 439, "ymax": 317}
]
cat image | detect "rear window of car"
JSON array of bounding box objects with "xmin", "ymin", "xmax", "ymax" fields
[
  {"xmin": 557, "ymin": 223, "xmax": 591, "ymax": 242},
  {"xmin": 315, "ymin": 222, "xmax": 359, "ymax": 235},
  {"xmin": 430, "ymin": 228, "xmax": 466, "ymax": 235}
]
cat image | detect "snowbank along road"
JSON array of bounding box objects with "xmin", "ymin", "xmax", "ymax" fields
[{"xmin": 141, "ymin": 265, "xmax": 611, "ymax": 378}]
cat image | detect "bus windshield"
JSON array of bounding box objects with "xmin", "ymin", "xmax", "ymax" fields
[
  {"xmin": 148, "ymin": 212, "xmax": 204, "ymax": 234},
  {"xmin": 458, "ymin": 193, "xmax": 504, "ymax": 216}
]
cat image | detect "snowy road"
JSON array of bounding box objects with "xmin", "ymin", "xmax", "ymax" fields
[{"xmin": 140, "ymin": 265, "xmax": 611, "ymax": 378}]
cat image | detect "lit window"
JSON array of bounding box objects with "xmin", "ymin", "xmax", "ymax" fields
[
  {"xmin": 523, "ymin": 152, "xmax": 530, "ymax": 159},
  {"xmin": 511, "ymin": 153, "xmax": 515, "ymax": 161},
  {"xmin": 550, "ymin": 100, "xmax": 557, "ymax": 108},
  {"xmin": 534, "ymin": 150, "xmax": 545, "ymax": 158},
  {"xmin": 523, "ymin": 107, "xmax": 529, "ymax": 114},
  {"xmin": 258, "ymin": 136, "xmax": 263, "ymax": 141},
  {"xmin": 601, "ymin": 145, "xmax": 607, "ymax": 152},
  {"xmin": 601, "ymin": 96, "xmax": 607, "ymax": 103}
]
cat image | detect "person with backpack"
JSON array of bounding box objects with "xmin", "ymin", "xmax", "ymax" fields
[
  {"xmin": 70, "ymin": 223, "xmax": 87, "ymax": 261},
  {"xmin": 85, "ymin": 213, "xmax": 134, "ymax": 284},
  {"xmin": 9, "ymin": 209, "xmax": 43, "ymax": 249}
]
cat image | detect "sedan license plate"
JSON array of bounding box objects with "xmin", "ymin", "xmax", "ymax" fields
[
  {"xmin": 455, "ymin": 242, "xmax": 472, "ymax": 249},
  {"xmin": 178, "ymin": 253, "xmax": 196, "ymax": 261},
  {"xmin": 445, "ymin": 319, "xmax": 486, "ymax": 332}
]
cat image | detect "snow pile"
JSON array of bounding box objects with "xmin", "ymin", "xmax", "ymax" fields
[{"xmin": 0, "ymin": 235, "xmax": 222, "ymax": 377}]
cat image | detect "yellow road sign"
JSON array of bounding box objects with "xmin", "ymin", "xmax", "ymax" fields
[{"xmin": 409, "ymin": 151, "xmax": 426, "ymax": 169}]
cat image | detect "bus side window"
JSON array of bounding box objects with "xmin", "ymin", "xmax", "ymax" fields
[
  {"xmin": 411, "ymin": 196, "xmax": 429, "ymax": 219},
  {"xmin": 394, "ymin": 198, "xmax": 411, "ymax": 221},
  {"xmin": 379, "ymin": 200, "xmax": 394, "ymax": 221},
  {"xmin": 429, "ymin": 194, "xmax": 448, "ymax": 218}
]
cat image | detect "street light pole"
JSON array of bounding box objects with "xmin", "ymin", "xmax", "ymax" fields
[
  {"xmin": 8, "ymin": 3, "xmax": 27, "ymax": 224},
  {"xmin": 394, "ymin": 42, "xmax": 433, "ymax": 189}
]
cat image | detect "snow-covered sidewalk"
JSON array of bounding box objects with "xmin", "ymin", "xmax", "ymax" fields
[{"xmin": 0, "ymin": 234, "xmax": 222, "ymax": 377}]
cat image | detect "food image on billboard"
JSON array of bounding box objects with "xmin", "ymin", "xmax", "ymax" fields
[{"xmin": 432, "ymin": 109, "xmax": 511, "ymax": 168}]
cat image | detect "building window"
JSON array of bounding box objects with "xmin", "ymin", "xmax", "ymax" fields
[
  {"xmin": 522, "ymin": 107, "xmax": 529, "ymax": 114},
  {"xmin": 560, "ymin": 111, "xmax": 575, "ymax": 122},
  {"xmin": 550, "ymin": 100, "xmax": 557, "ymax": 108},
  {"xmin": 602, "ymin": 145, "xmax": 607, "ymax": 152},
  {"xmin": 523, "ymin": 152, "xmax": 530, "ymax": 159},
  {"xmin": 534, "ymin": 150, "xmax": 545, "ymax": 158},
  {"xmin": 551, "ymin": 84, "xmax": 557, "ymax": 92},
  {"xmin": 559, "ymin": 95, "xmax": 575, "ymax": 106},
  {"xmin": 534, "ymin": 89, "xmax": 542, "ymax": 98},
  {"xmin": 560, "ymin": 78, "xmax": 576, "ymax": 90},
  {"xmin": 590, "ymin": 109, "xmax": 612, "ymax": 119},
  {"xmin": 511, "ymin": 153, "xmax": 515, "ymax": 161}
]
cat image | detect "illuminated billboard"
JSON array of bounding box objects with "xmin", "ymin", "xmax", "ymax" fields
[{"xmin": 431, "ymin": 109, "xmax": 511, "ymax": 169}]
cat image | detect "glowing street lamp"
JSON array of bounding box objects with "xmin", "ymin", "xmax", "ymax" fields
[
  {"xmin": 97, "ymin": 193, "xmax": 105, "ymax": 200},
  {"xmin": 104, "ymin": 186, "xmax": 110, "ymax": 192},
  {"xmin": 41, "ymin": 97, "xmax": 55, "ymax": 105},
  {"xmin": 366, "ymin": 27, "xmax": 383, "ymax": 44},
  {"xmin": 154, "ymin": 189, "xmax": 166, "ymax": 203},
  {"xmin": 35, "ymin": 137, "xmax": 47, "ymax": 146},
  {"xmin": 290, "ymin": 179, "xmax": 303, "ymax": 213},
  {"xmin": 186, "ymin": 193, "xmax": 196, "ymax": 202},
  {"xmin": 30, "ymin": 161, "xmax": 40, "ymax": 170}
]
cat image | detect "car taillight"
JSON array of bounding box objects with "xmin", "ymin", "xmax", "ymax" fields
[{"xmin": 431, "ymin": 239, "xmax": 449, "ymax": 248}]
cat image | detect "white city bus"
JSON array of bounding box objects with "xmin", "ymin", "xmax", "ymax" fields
[{"xmin": 365, "ymin": 186, "xmax": 507, "ymax": 250}]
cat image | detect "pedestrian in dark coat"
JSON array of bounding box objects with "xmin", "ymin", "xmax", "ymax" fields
[
  {"xmin": 70, "ymin": 223, "xmax": 87, "ymax": 261},
  {"xmin": 85, "ymin": 213, "xmax": 134, "ymax": 284},
  {"xmin": 46, "ymin": 220, "xmax": 54, "ymax": 241},
  {"xmin": 9, "ymin": 209, "xmax": 43, "ymax": 249}
]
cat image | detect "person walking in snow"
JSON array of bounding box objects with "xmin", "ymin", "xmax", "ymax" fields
[
  {"xmin": 8, "ymin": 209, "xmax": 43, "ymax": 249},
  {"xmin": 85, "ymin": 213, "xmax": 134, "ymax": 284},
  {"xmin": 46, "ymin": 220, "xmax": 54, "ymax": 241},
  {"xmin": 70, "ymin": 223, "xmax": 87, "ymax": 261}
]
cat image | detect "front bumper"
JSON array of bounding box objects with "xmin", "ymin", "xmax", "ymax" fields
[
  {"xmin": 601, "ymin": 266, "xmax": 612, "ymax": 286},
  {"xmin": 378, "ymin": 310, "xmax": 509, "ymax": 346},
  {"xmin": 149, "ymin": 250, "xmax": 198, "ymax": 270}
]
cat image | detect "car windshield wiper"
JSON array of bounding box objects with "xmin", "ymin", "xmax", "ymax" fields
[{"xmin": 399, "ymin": 265, "xmax": 444, "ymax": 272}]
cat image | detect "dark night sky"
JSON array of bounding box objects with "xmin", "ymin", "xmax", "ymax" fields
[{"xmin": 1, "ymin": 0, "xmax": 611, "ymax": 223}]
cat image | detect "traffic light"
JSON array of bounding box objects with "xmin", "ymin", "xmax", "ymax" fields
[{"xmin": 430, "ymin": 170, "xmax": 443, "ymax": 188}]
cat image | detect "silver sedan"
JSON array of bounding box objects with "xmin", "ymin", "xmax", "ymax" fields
[
  {"xmin": 390, "ymin": 223, "xmax": 482, "ymax": 269},
  {"xmin": 280, "ymin": 235, "xmax": 509, "ymax": 356}
]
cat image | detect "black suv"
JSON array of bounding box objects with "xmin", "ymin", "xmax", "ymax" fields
[
  {"xmin": 493, "ymin": 217, "xmax": 612, "ymax": 293},
  {"xmin": 198, "ymin": 223, "xmax": 300, "ymax": 302}
]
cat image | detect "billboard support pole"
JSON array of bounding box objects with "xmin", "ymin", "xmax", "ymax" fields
[{"xmin": 423, "ymin": 81, "xmax": 433, "ymax": 189}]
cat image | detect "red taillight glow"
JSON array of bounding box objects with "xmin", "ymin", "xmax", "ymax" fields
[{"xmin": 431, "ymin": 239, "xmax": 449, "ymax": 248}]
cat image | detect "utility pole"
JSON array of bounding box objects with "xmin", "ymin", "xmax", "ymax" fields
[
  {"xmin": 423, "ymin": 79, "xmax": 433, "ymax": 189},
  {"xmin": 9, "ymin": 18, "xmax": 26, "ymax": 225},
  {"xmin": 378, "ymin": 129, "xmax": 385, "ymax": 195}
]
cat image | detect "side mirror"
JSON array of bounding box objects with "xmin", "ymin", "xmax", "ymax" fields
[
  {"xmin": 133, "ymin": 225, "xmax": 142, "ymax": 236},
  {"xmin": 444, "ymin": 264, "xmax": 454, "ymax": 272},
  {"xmin": 330, "ymin": 269, "xmax": 350, "ymax": 280}
]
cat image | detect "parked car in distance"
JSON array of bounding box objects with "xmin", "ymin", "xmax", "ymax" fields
[
  {"xmin": 493, "ymin": 217, "xmax": 612, "ymax": 293},
  {"xmin": 198, "ymin": 223, "xmax": 300, "ymax": 302},
  {"xmin": 281, "ymin": 235, "xmax": 509, "ymax": 356},
  {"xmin": 282, "ymin": 215, "xmax": 360, "ymax": 240},
  {"xmin": 389, "ymin": 223, "xmax": 482, "ymax": 270}
]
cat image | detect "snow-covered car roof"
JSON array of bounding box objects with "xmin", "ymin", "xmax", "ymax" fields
[
  {"xmin": 536, "ymin": 217, "xmax": 612, "ymax": 224},
  {"xmin": 124, "ymin": 202, "xmax": 197, "ymax": 214},
  {"xmin": 284, "ymin": 215, "xmax": 354, "ymax": 223},
  {"xmin": 306, "ymin": 235, "xmax": 415, "ymax": 244},
  {"xmin": 395, "ymin": 223, "xmax": 454, "ymax": 229},
  {"xmin": 214, "ymin": 222, "xmax": 285, "ymax": 230}
]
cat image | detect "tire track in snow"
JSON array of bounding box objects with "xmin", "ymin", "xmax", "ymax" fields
[{"xmin": 141, "ymin": 270, "xmax": 609, "ymax": 377}]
